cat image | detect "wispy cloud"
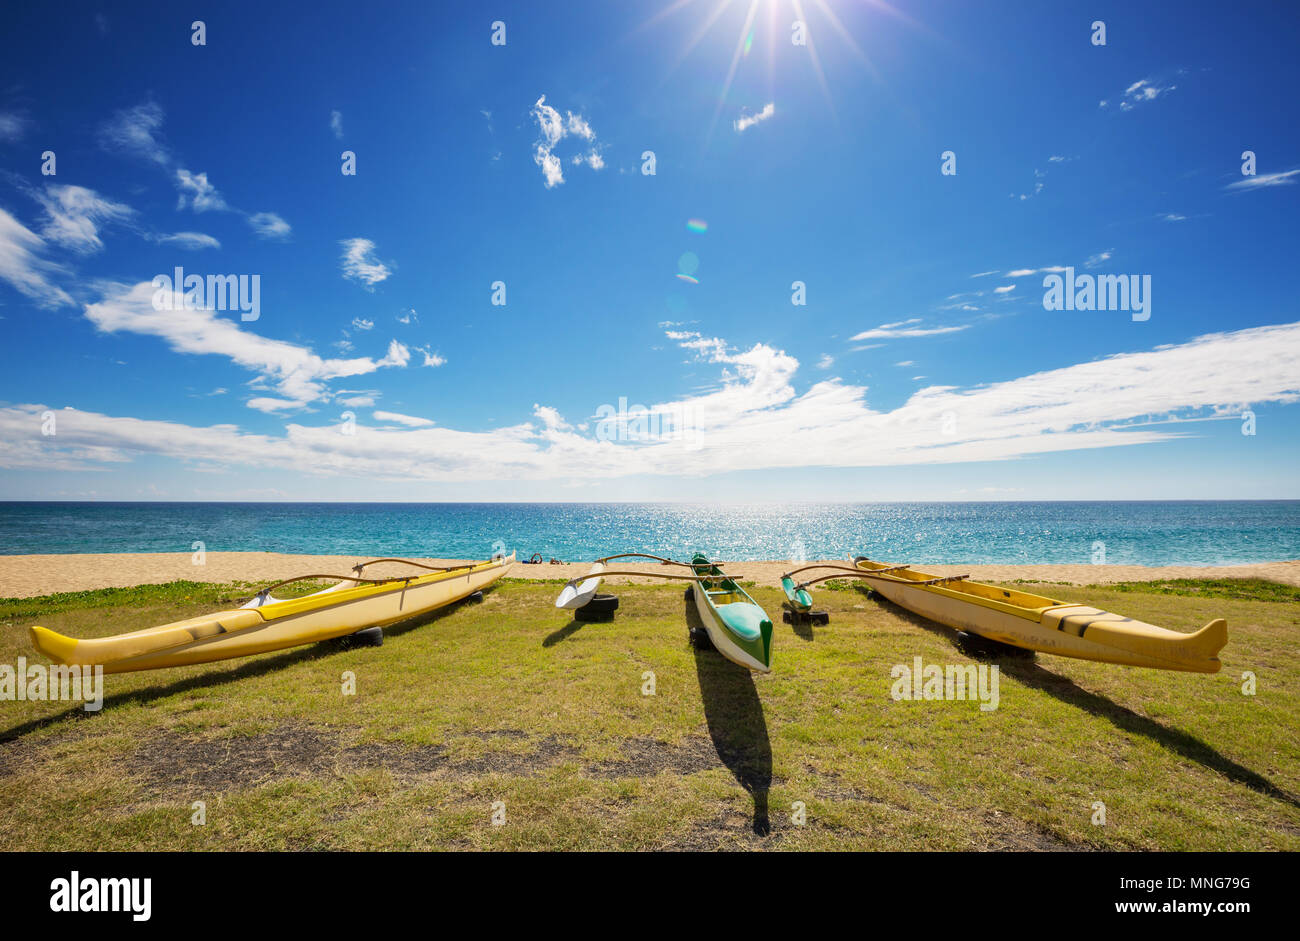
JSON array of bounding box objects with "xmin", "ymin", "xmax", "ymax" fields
[
  {"xmin": 374, "ymin": 410, "xmax": 435, "ymax": 427},
  {"xmin": 531, "ymin": 95, "xmax": 603, "ymax": 189},
  {"xmin": 0, "ymin": 112, "xmax": 29, "ymax": 142},
  {"xmin": 1102, "ymin": 76, "xmax": 1178, "ymax": 111},
  {"xmin": 416, "ymin": 346, "xmax": 445, "ymax": 367},
  {"xmin": 849, "ymin": 318, "xmax": 970, "ymax": 341},
  {"xmin": 99, "ymin": 102, "xmax": 289, "ymax": 236},
  {"xmin": 175, "ymin": 169, "xmax": 227, "ymax": 212},
  {"xmin": 340, "ymin": 238, "xmax": 392, "ymax": 288},
  {"xmin": 248, "ymin": 212, "xmax": 291, "ymax": 240},
  {"xmin": 329, "ymin": 110, "xmax": 343, "ymax": 139},
  {"xmin": 153, "ymin": 231, "xmax": 221, "ymax": 250},
  {"xmin": 1226, "ymin": 168, "xmax": 1300, "ymax": 191},
  {"xmin": 0, "ymin": 207, "xmax": 73, "ymax": 307},
  {"xmin": 83, "ymin": 281, "xmax": 410, "ymax": 410},
  {"xmin": 1005, "ymin": 266, "xmax": 1065, "ymax": 277},
  {"xmin": 33, "ymin": 184, "xmax": 133, "ymax": 253},
  {"xmin": 734, "ymin": 102, "xmax": 775, "ymax": 134},
  {"xmin": 98, "ymin": 102, "xmax": 170, "ymax": 165}
]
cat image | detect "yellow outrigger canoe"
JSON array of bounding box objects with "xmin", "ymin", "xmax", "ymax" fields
[
  {"xmin": 784, "ymin": 556, "xmax": 1227, "ymax": 673},
  {"xmin": 30, "ymin": 554, "xmax": 514, "ymax": 674}
]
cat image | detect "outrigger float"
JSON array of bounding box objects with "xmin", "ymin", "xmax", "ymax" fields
[
  {"xmin": 30, "ymin": 554, "xmax": 515, "ymax": 674},
  {"xmin": 781, "ymin": 556, "xmax": 1227, "ymax": 674},
  {"xmin": 557, "ymin": 553, "xmax": 774, "ymax": 672}
]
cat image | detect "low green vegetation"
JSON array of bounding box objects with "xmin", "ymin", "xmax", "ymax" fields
[{"xmin": 1, "ymin": 576, "xmax": 1295, "ymax": 851}]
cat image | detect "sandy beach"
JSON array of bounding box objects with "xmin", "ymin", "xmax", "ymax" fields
[{"xmin": 1, "ymin": 552, "xmax": 1297, "ymax": 599}]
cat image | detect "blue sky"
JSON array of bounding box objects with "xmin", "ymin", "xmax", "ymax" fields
[{"xmin": 0, "ymin": 0, "xmax": 1297, "ymax": 501}]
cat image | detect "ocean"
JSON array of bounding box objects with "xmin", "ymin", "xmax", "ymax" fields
[{"xmin": 0, "ymin": 501, "xmax": 1297, "ymax": 566}]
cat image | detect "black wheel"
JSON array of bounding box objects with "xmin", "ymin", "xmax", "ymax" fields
[
  {"xmin": 465, "ymin": 590, "xmax": 484, "ymax": 603},
  {"xmin": 955, "ymin": 631, "xmax": 1035, "ymax": 660},
  {"xmin": 575, "ymin": 593, "xmax": 618, "ymax": 622}
]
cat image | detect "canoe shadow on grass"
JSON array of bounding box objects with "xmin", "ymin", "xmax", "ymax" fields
[
  {"xmin": 0, "ymin": 589, "xmax": 493, "ymax": 743},
  {"xmin": 865, "ymin": 589, "xmax": 1300, "ymax": 810},
  {"xmin": 686, "ymin": 599, "xmax": 773, "ymax": 836},
  {"xmin": 542, "ymin": 619, "xmax": 584, "ymax": 647}
]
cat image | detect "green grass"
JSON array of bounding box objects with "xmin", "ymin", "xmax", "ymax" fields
[{"xmin": 0, "ymin": 575, "xmax": 1296, "ymax": 851}]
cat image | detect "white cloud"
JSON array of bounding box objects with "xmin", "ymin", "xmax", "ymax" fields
[
  {"xmin": 0, "ymin": 207, "xmax": 73, "ymax": 307},
  {"xmin": 0, "ymin": 112, "xmax": 29, "ymax": 142},
  {"xmin": 99, "ymin": 102, "xmax": 169, "ymax": 165},
  {"xmin": 566, "ymin": 113, "xmax": 595, "ymax": 140},
  {"xmin": 1085, "ymin": 250, "xmax": 1113, "ymax": 268},
  {"xmin": 351, "ymin": 317, "xmax": 374, "ymax": 331},
  {"xmin": 530, "ymin": 95, "xmax": 602, "ymax": 188},
  {"xmin": 1005, "ymin": 266, "xmax": 1066, "ymax": 278},
  {"xmin": 340, "ymin": 238, "xmax": 392, "ymax": 288},
  {"xmin": 849, "ymin": 319, "xmax": 970, "ymax": 342},
  {"xmin": 175, "ymin": 169, "xmax": 227, "ymax": 212},
  {"xmin": 8, "ymin": 321, "xmax": 1299, "ymax": 481},
  {"xmin": 337, "ymin": 395, "xmax": 375, "ymax": 408},
  {"xmin": 1226, "ymin": 168, "xmax": 1300, "ymax": 191},
  {"xmin": 970, "ymin": 270, "xmax": 999, "ymax": 278},
  {"xmin": 374, "ymin": 410, "xmax": 435, "ymax": 427},
  {"xmin": 1108, "ymin": 77, "xmax": 1177, "ymax": 112},
  {"xmin": 1163, "ymin": 212, "xmax": 1187, "ymax": 222},
  {"xmin": 397, "ymin": 308, "xmax": 417, "ymax": 324},
  {"xmin": 329, "ymin": 110, "xmax": 343, "ymax": 139},
  {"xmin": 734, "ymin": 102, "xmax": 775, "ymax": 134},
  {"xmin": 155, "ymin": 231, "xmax": 221, "ymax": 250},
  {"xmin": 248, "ymin": 212, "xmax": 291, "ymax": 240},
  {"xmin": 417, "ymin": 346, "xmax": 445, "ymax": 367},
  {"xmin": 83, "ymin": 281, "xmax": 411, "ymax": 410},
  {"xmin": 895, "ymin": 360, "xmax": 915, "ymax": 367},
  {"xmin": 993, "ymin": 285, "xmax": 1015, "ymax": 294},
  {"xmin": 816, "ymin": 354, "xmax": 834, "ymax": 370},
  {"xmin": 34, "ymin": 184, "xmax": 134, "ymax": 253}
]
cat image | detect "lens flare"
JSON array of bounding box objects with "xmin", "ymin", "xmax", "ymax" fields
[
  {"xmin": 675, "ymin": 274, "xmax": 699, "ymax": 284},
  {"xmin": 686, "ymin": 218, "xmax": 708, "ymax": 233}
]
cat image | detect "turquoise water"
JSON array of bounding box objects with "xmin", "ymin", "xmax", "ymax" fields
[{"xmin": 0, "ymin": 502, "xmax": 1297, "ymax": 565}]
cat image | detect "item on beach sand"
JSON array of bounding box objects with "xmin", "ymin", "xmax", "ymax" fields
[
  {"xmin": 555, "ymin": 552, "xmax": 772, "ymax": 672},
  {"xmin": 787, "ymin": 556, "xmax": 1227, "ymax": 673},
  {"xmin": 29, "ymin": 553, "xmax": 515, "ymax": 674}
]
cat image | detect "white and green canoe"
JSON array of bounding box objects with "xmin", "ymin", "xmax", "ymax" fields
[{"xmin": 688, "ymin": 554, "xmax": 774, "ymax": 673}]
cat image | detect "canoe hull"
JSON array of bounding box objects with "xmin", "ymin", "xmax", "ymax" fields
[
  {"xmin": 31, "ymin": 555, "xmax": 514, "ymax": 674},
  {"xmin": 690, "ymin": 554, "xmax": 773, "ymax": 673},
  {"xmin": 859, "ymin": 559, "xmax": 1226, "ymax": 673}
]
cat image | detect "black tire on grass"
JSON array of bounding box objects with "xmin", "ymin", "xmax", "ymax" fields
[{"xmin": 575, "ymin": 593, "xmax": 619, "ymax": 621}]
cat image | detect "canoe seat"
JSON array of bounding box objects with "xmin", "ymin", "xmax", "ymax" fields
[{"xmin": 711, "ymin": 601, "xmax": 769, "ymax": 640}]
